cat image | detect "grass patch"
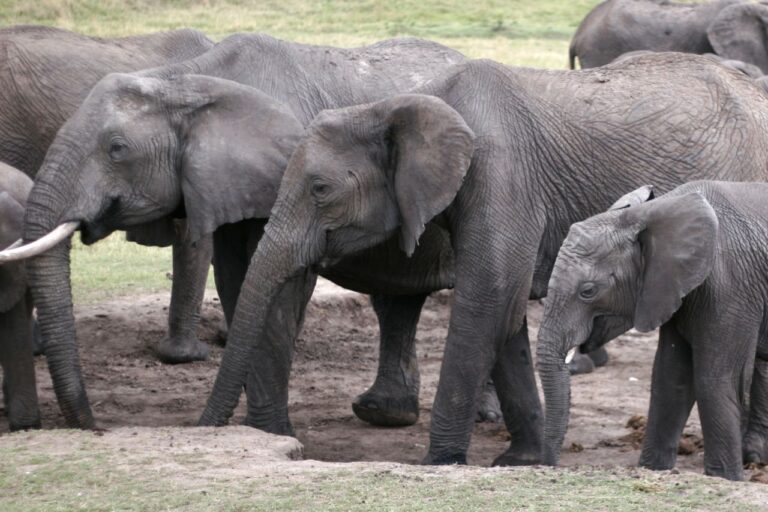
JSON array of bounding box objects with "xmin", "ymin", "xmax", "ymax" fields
[{"xmin": 0, "ymin": 430, "xmax": 764, "ymax": 512}]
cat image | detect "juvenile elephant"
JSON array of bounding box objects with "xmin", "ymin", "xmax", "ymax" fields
[
  {"xmin": 571, "ymin": 0, "xmax": 768, "ymax": 72},
  {"xmin": 538, "ymin": 182, "xmax": 768, "ymax": 481},
  {"xmin": 198, "ymin": 52, "xmax": 768, "ymax": 466},
  {"xmin": 0, "ymin": 162, "xmax": 39, "ymax": 431},
  {"xmin": 1, "ymin": 33, "xmax": 466, "ymax": 429},
  {"xmin": 0, "ymin": 25, "xmax": 215, "ymax": 364}
]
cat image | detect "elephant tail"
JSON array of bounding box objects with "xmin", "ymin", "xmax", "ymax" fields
[{"xmin": 569, "ymin": 42, "xmax": 577, "ymax": 70}]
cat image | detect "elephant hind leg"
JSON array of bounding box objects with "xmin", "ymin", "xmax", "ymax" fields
[
  {"xmin": 0, "ymin": 295, "xmax": 41, "ymax": 431},
  {"xmin": 744, "ymin": 356, "xmax": 768, "ymax": 465},
  {"xmin": 352, "ymin": 293, "xmax": 426, "ymax": 427}
]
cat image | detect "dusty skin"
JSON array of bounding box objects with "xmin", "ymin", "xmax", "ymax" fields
[{"xmin": 1, "ymin": 279, "xmax": 765, "ymax": 484}]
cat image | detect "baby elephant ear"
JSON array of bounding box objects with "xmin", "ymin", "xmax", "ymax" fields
[
  {"xmin": 624, "ymin": 192, "xmax": 718, "ymax": 332},
  {"xmin": 608, "ymin": 185, "xmax": 654, "ymax": 211}
]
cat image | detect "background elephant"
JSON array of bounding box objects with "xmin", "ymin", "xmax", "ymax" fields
[
  {"xmin": 569, "ymin": 0, "xmax": 742, "ymax": 68},
  {"xmin": 0, "ymin": 25, "xmax": 215, "ymax": 364},
  {"xmin": 199, "ymin": 52, "xmax": 768, "ymax": 466},
  {"xmin": 537, "ymin": 182, "xmax": 768, "ymax": 481},
  {"xmin": 0, "ymin": 162, "xmax": 39, "ymax": 431},
  {"xmin": 6, "ymin": 33, "xmax": 469, "ymax": 430}
]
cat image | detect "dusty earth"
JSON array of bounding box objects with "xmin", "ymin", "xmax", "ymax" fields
[{"xmin": 3, "ymin": 278, "xmax": 767, "ymax": 483}]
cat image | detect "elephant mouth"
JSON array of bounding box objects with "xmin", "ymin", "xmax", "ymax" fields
[{"xmin": 80, "ymin": 199, "xmax": 122, "ymax": 245}]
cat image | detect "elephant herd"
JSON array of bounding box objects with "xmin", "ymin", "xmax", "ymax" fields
[{"xmin": 2, "ymin": 0, "xmax": 768, "ymax": 482}]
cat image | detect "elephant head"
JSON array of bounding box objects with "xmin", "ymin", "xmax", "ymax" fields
[
  {"xmin": 5, "ymin": 72, "xmax": 304, "ymax": 428},
  {"xmin": 200, "ymin": 93, "xmax": 475, "ymax": 426},
  {"xmin": 708, "ymin": 2, "xmax": 768, "ymax": 74},
  {"xmin": 538, "ymin": 187, "xmax": 718, "ymax": 465}
]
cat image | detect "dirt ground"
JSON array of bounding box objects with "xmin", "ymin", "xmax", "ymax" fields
[{"xmin": 8, "ymin": 278, "xmax": 766, "ymax": 483}]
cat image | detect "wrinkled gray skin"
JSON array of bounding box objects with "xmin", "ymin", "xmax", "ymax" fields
[
  {"xmin": 0, "ymin": 25, "xmax": 215, "ymax": 364},
  {"xmin": 539, "ymin": 182, "xmax": 768, "ymax": 481},
  {"xmin": 21, "ymin": 33, "xmax": 473, "ymax": 430},
  {"xmin": 0, "ymin": 162, "xmax": 39, "ymax": 431},
  {"xmin": 570, "ymin": 0, "xmax": 768, "ymax": 71},
  {"xmin": 200, "ymin": 52, "xmax": 768, "ymax": 466}
]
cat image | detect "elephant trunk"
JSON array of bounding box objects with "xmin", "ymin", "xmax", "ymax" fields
[
  {"xmin": 537, "ymin": 324, "xmax": 572, "ymax": 466},
  {"xmin": 23, "ymin": 167, "xmax": 94, "ymax": 428},
  {"xmin": 199, "ymin": 198, "xmax": 321, "ymax": 429}
]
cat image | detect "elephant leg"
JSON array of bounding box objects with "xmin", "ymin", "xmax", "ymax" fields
[
  {"xmin": 744, "ymin": 356, "xmax": 768, "ymax": 464},
  {"xmin": 568, "ymin": 347, "xmax": 609, "ymax": 375},
  {"xmin": 490, "ymin": 317, "xmax": 543, "ymax": 466},
  {"xmin": 0, "ymin": 295, "xmax": 41, "ymax": 431},
  {"xmin": 639, "ymin": 322, "xmax": 695, "ymax": 471},
  {"xmin": 244, "ymin": 270, "xmax": 318, "ymax": 435},
  {"xmin": 156, "ymin": 221, "xmax": 212, "ymax": 364},
  {"xmin": 352, "ymin": 293, "xmax": 427, "ymax": 427}
]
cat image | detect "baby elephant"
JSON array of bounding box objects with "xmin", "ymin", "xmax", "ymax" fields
[
  {"xmin": 0, "ymin": 162, "xmax": 40, "ymax": 431},
  {"xmin": 538, "ymin": 181, "xmax": 768, "ymax": 481}
]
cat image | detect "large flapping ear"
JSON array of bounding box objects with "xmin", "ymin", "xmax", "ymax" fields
[
  {"xmin": 0, "ymin": 192, "xmax": 27, "ymax": 311},
  {"xmin": 173, "ymin": 75, "xmax": 305, "ymax": 242},
  {"xmin": 622, "ymin": 192, "xmax": 718, "ymax": 332},
  {"xmin": 375, "ymin": 94, "xmax": 474, "ymax": 256},
  {"xmin": 708, "ymin": 3, "xmax": 768, "ymax": 74},
  {"xmin": 608, "ymin": 185, "xmax": 654, "ymax": 211}
]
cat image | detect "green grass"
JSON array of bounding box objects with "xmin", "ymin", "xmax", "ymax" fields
[
  {"xmin": 0, "ymin": 430, "xmax": 764, "ymax": 512},
  {"xmin": 0, "ymin": 0, "xmax": 609, "ymax": 303}
]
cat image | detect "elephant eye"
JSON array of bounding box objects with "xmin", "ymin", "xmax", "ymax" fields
[
  {"xmin": 578, "ymin": 282, "xmax": 598, "ymax": 301},
  {"xmin": 311, "ymin": 182, "xmax": 330, "ymax": 197},
  {"xmin": 108, "ymin": 139, "xmax": 129, "ymax": 162}
]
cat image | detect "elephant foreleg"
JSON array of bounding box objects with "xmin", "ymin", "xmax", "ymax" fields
[
  {"xmin": 156, "ymin": 221, "xmax": 212, "ymax": 364},
  {"xmin": 0, "ymin": 294, "xmax": 41, "ymax": 431},
  {"xmin": 352, "ymin": 293, "xmax": 427, "ymax": 427}
]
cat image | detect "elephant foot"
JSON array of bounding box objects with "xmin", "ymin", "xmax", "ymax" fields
[
  {"xmin": 475, "ymin": 380, "xmax": 502, "ymax": 423},
  {"xmin": 352, "ymin": 384, "xmax": 419, "ymax": 427},
  {"xmin": 244, "ymin": 415, "xmax": 295, "ymax": 437},
  {"xmin": 568, "ymin": 352, "xmax": 595, "ymax": 375},
  {"xmin": 588, "ymin": 346, "xmax": 609, "ymax": 367},
  {"xmin": 9, "ymin": 416, "xmax": 42, "ymax": 432},
  {"xmin": 491, "ymin": 448, "xmax": 540, "ymax": 467},
  {"xmin": 743, "ymin": 434, "xmax": 767, "ymax": 465},
  {"xmin": 156, "ymin": 335, "xmax": 209, "ymax": 364},
  {"xmin": 422, "ymin": 452, "xmax": 467, "ymax": 465}
]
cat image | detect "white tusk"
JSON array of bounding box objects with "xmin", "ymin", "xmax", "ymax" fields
[
  {"xmin": 0, "ymin": 221, "xmax": 79, "ymax": 264},
  {"xmin": 6, "ymin": 238, "xmax": 23, "ymax": 250},
  {"xmin": 565, "ymin": 347, "xmax": 577, "ymax": 365}
]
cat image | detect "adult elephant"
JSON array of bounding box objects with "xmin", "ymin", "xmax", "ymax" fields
[
  {"xmin": 1, "ymin": 33, "xmax": 467, "ymax": 429},
  {"xmin": 0, "ymin": 25, "xmax": 215, "ymax": 364},
  {"xmin": 0, "ymin": 162, "xmax": 39, "ymax": 431},
  {"xmin": 198, "ymin": 53, "xmax": 768, "ymax": 466}
]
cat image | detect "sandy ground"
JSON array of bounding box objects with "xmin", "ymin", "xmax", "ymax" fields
[{"xmin": 3, "ymin": 278, "xmax": 766, "ymax": 484}]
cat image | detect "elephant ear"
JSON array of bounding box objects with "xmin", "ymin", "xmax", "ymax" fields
[
  {"xmin": 175, "ymin": 75, "xmax": 305, "ymax": 242},
  {"xmin": 0, "ymin": 192, "xmax": 27, "ymax": 312},
  {"xmin": 708, "ymin": 3, "xmax": 768, "ymax": 74},
  {"xmin": 608, "ymin": 185, "xmax": 654, "ymax": 211},
  {"xmin": 622, "ymin": 192, "xmax": 718, "ymax": 332},
  {"xmin": 376, "ymin": 94, "xmax": 475, "ymax": 256}
]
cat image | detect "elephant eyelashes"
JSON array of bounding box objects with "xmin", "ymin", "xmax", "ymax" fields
[{"xmin": 578, "ymin": 282, "xmax": 598, "ymax": 301}]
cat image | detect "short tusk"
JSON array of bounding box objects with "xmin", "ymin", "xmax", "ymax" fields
[
  {"xmin": 6, "ymin": 238, "xmax": 23, "ymax": 250},
  {"xmin": 565, "ymin": 347, "xmax": 577, "ymax": 365},
  {"xmin": 0, "ymin": 221, "xmax": 79, "ymax": 264}
]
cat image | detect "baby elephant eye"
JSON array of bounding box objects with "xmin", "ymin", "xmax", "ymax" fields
[{"xmin": 578, "ymin": 282, "xmax": 598, "ymax": 301}]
